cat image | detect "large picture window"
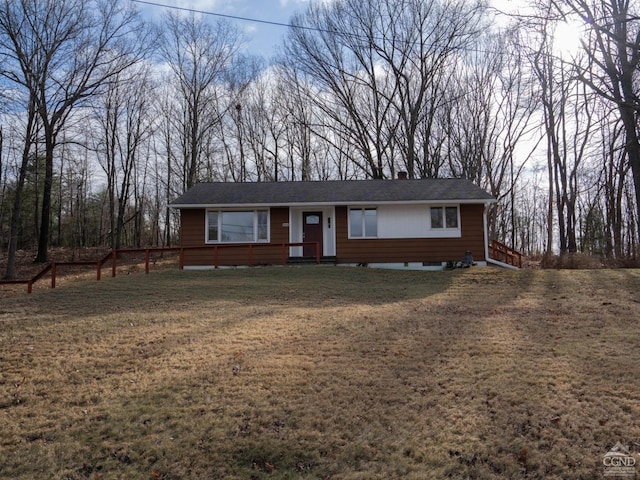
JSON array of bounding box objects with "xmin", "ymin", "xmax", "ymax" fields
[
  {"xmin": 349, "ymin": 208, "xmax": 377, "ymax": 238},
  {"xmin": 206, "ymin": 210, "xmax": 269, "ymax": 243},
  {"xmin": 430, "ymin": 206, "xmax": 459, "ymax": 229}
]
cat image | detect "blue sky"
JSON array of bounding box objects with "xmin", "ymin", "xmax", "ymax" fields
[
  {"xmin": 134, "ymin": 0, "xmax": 314, "ymax": 59},
  {"xmin": 134, "ymin": 1, "xmax": 582, "ymax": 61}
]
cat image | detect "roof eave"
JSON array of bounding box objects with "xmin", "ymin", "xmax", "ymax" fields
[{"xmin": 169, "ymin": 198, "xmax": 496, "ymax": 209}]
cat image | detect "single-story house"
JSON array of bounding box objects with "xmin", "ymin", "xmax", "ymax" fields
[{"xmin": 169, "ymin": 178, "xmax": 497, "ymax": 270}]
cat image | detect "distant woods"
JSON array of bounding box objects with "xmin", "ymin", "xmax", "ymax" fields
[{"xmin": 0, "ymin": 0, "xmax": 638, "ymax": 278}]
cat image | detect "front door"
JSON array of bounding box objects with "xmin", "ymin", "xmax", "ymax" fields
[{"xmin": 303, "ymin": 212, "xmax": 323, "ymax": 257}]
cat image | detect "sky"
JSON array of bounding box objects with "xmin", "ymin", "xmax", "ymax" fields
[
  {"xmin": 133, "ymin": 0, "xmax": 584, "ymax": 61},
  {"xmin": 133, "ymin": 0, "xmax": 314, "ymax": 59}
]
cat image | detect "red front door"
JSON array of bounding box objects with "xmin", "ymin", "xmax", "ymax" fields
[{"xmin": 303, "ymin": 212, "xmax": 323, "ymax": 257}]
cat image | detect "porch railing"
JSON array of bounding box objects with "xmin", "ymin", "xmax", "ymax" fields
[{"xmin": 488, "ymin": 239, "xmax": 522, "ymax": 268}]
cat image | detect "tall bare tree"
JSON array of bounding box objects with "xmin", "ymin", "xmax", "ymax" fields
[
  {"xmin": 160, "ymin": 12, "xmax": 241, "ymax": 190},
  {"xmin": 275, "ymin": 67, "xmax": 319, "ymax": 181},
  {"xmin": 0, "ymin": 125, "xmax": 4, "ymax": 251},
  {"xmin": 380, "ymin": 0, "xmax": 487, "ymax": 179},
  {"xmin": 283, "ymin": 0, "xmax": 489, "ymax": 179},
  {"xmin": 529, "ymin": 16, "xmax": 596, "ymax": 255},
  {"xmin": 1, "ymin": 93, "xmax": 37, "ymax": 279},
  {"xmin": 284, "ymin": 0, "xmax": 399, "ymax": 179},
  {"xmin": 0, "ymin": 0, "xmax": 148, "ymax": 263},
  {"xmin": 593, "ymin": 112, "xmax": 630, "ymax": 258},
  {"xmin": 92, "ymin": 64, "xmax": 155, "ymax": 250},
  {"xmin": 549, "ymin": 0, "xmax": 640, "ymax": 243},
  {"xmin": 447, "ymin": 29, "xmax": 538, "ymax": 246}
]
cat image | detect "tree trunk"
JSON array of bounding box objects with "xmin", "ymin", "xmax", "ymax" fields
[
  {"xmin": 545, "ymin": 127, "xmax": 554, "ymax": 257},
  {"xmin": 4, "ymin": 109, "xmax": 35, "ymax": 279},
  {"xmin": 619, "ymin": 105, "xmax": 640, "ymax": 244},
  {"xmin": 34, "ymin": 130, "xmax": 55, "ymax": 263}
]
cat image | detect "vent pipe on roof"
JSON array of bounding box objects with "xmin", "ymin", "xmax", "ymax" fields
[{"xmin": 397, "ymin": 171, "xmax": 408, "ymax": 180}]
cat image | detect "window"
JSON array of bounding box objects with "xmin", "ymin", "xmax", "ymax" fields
[
  {"xmin": 349, "ymin": 208, "xmax": 377, "ymax": 238},
  {"xmin": 257, "ymin": 210, "xmax": 268, "ymax": 241},
  {"xmin": 206, "ymin": 210, "xmax": 269, "ymax": 243},
  {"xmin": 207, "ymin": 211, "xmax": 219, "ymax": 241},
  {"xmin": 430, "ymin": 206, "xmax": 459, "ymax": 229}
]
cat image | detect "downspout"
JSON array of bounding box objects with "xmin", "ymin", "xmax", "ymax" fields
[
  {"xmin": 484, "ymin": 203, "xmax": 490, "ymax": 262},
  {"xmin": 288, "ymin": 208, "xmax": 293, "ymax": 258}
]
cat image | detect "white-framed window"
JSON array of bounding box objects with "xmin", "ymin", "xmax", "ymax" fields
[
  {"xmin": 206, "ymin": 209, "xmax": 269, "ymax": 243},
  {"xmin": 430, "ymin": 206, "xmax": 459, "ymax": 229},
  {"xmin": 349, "ymin": 208, "xmax": 377, "ymax": 238}
]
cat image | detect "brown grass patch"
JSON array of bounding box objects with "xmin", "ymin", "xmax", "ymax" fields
[
  {"xmin": 1, "ymin": 266, "xmax": 639, "ymax": 479},
  {"xmin": 540, "ymin": 252, "xmax": 640, "ymax": 269}
]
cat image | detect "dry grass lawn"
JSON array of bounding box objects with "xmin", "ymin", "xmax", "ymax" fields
[{"xmin": 0, "ymin": 265, "xmax": 639, "ymax": 479}]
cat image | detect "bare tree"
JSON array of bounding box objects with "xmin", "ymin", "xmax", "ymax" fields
[
  {"xmin": 59, "ymin": 138, "xmax": 94, "ymax": 249},
  {"xmin": 160, "ymin": 11, "xmax": 242, "ymax": 190},
  {"xmin": 92, "ymin": 64, "xmax": 155, "ymax": 250},
  {"xmin": 1, "ymin": 92, "xmax": 37, "ymax": 279},
  {"xmin": 283, "ymin": 0, "xmax": 399, "ymax": 179},
  {"xmin": 0, "ymin": 125, "xmax": 4, "ymax": 251},
  {"xmin": 230, "ymin": 66, "xmax": 297, "ymax": 182},
  {"xmin": 154, "ymin": 84, "xmax": 181, "ymax": 246},
  {"xmin": 549, "ymin": 0, "xmax": 640, "ymax": 243},
  {"xmin": 0, "ymin": 0, "xmax": 149, "ymax": 263},
  {"xmin": 597, "ymin": 114, "xmax": 629, "ymax": 258},
  {"xmin": 443, "ymin": 29, "xmax": 538, "ymax": 246},
  {"xmin": 275, "ymin": 67, "xmax": 319, "ymax": 181},
  {"xmin": 283, "ymin": 0, "xmax": 490, "ymax": 180},
  {"xmin": 380, "ymin": 0, "xmax": 487, "ymax": 179},
  {"xmin": 221, "ymin": 55, "xmax": 264, "ymax": 182},
  {"xmin": 523, "ymin": 2, "xmax": 603, "ymax": 256}
]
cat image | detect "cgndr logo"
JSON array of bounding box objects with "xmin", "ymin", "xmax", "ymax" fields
[{"xmin": 603, "ymin": 443, "xmax": 636, "ymax": 478}]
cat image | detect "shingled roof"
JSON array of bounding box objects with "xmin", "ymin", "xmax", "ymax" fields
[{"xmin": 170, "ymin": 179, "xmax": 495, "ymax": 207}]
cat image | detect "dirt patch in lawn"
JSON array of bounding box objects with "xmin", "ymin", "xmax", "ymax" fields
[{"xmin": 1, "ymin": 266, "xmax": 639, "ymax": 479}]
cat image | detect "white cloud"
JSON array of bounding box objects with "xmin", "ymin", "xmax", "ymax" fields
[
  {"xmin": 278, "ymin": 0, "xmax": 306, "ymax": 7},
  {"xmin": 172, "ymin": 0, "xmax": 222, "ymax": 10},
  {"xmin": 278, "ymin": 0, "xmax": 334, "ymax": 7}
]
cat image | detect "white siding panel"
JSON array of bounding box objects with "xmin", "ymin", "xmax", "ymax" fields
[
  {"xmin": 377, "ymin": 205, "xmax": 461, "ymax": 239},
  {"xmin": 377, "ymin": 205, "xmax": 428, "ymax": 238},
  {"xmin": 289, "ymin": 209, "xmax": 303, "ymax": 256}
]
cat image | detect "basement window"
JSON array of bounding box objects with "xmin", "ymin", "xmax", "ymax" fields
[{"xmin": 206, "ymin": 210, "xmax": 269, "ymax": 243}]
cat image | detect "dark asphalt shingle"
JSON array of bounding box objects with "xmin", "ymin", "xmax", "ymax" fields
[{"xmin": 170, "ymin": 179, "xmax": 495, "ymax": 207}]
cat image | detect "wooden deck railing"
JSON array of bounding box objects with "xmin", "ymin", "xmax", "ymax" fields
[
  {"xmin": 488, "ymin": 239, "xmax": 522, "ymax": 268},
  {"xmin": 0, "ymin": 242, "xmax": 320, "ymax": 294}
]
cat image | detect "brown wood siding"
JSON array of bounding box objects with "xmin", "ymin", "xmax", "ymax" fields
[
  {"xmin": 179, "ymin": 207, "xmax": 289, "ymax": 267},
  {"xmin": 180, "ymin": 209, "xmax": 206, "ymax": 247},
  {"xmin": 335, "ymin": 204, "xmax": 486, "ymax": 263},
  {"xmin": 178, "ymin": 204, "xmax": 487, "ymax": 266}
]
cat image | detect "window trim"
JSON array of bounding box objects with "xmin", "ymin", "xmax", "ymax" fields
[
  {"xmin": 348, "ymin": 207, "xmax": 378, "ymax": 239},
  {"xmin": 205, "ymin": 208, "xmax": 270, "ymax": 244},
  {"xmin": 429, "ymin": 205, "xmax": 460, "ymax": 230}
]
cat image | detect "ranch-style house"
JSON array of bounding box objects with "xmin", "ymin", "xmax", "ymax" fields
[{"xmin": 170, "ymin": 178, "xmax": 498, "ymax": 270}]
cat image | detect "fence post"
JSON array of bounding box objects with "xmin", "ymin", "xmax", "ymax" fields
[
  {"xmin": 112, "ymin": 250, "xmax": 117, "ymax": 277},
  {"xmin": 51, "ymin": 263, "xmax": 56, "ymax": 289},
  {"xmin": 145, "ymin": 249, "xmax": 150, "ymax": 274}
]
